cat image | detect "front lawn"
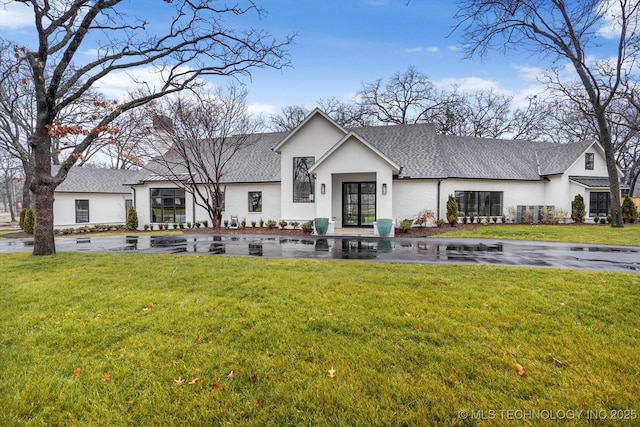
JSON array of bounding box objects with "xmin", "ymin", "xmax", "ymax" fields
[
  {"xmin": 1, "ymin": 253, "xmax": 638, "ymax": 425},
  {"xmin": 436, "ymin": 223, "xmax": 640, "ymax": 246}
]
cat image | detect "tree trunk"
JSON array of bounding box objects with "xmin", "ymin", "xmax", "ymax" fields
[
  {"xmin": 597, "ymin": 117, "xmax": 624, "ymax": 227},
  {"xmin": 32, "ymin": 181, "xmax": 56, "ymax": 255}
]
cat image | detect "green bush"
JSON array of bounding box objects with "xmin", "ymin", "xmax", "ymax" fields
[
  {"xmin": 301, "ymin": 220, "xmax": 314, "ymax": 234},
  {"xmin": 279, "ymin": 220, "xmax": 288, "ymax": 229},
  {"xmin": 19, "ymin": 208, "xmax": 27, "ymax": 230},
  {"xmin": 571, "ymin": 194, "xmax": 585, "ymax": 223},
  {"xmin": 266, "ymin": 219, "xmax": 277, "ymax": 229},
  {"xmin": 446, "ymin": 194, "xmax": 458, "ymax": 227},
  {"xmin": 399, "ymin": 219, "xmax": 413, "ymax": 233},
  {"xmin": 621, "ymin": 196, "xmax": 638, "ymax": 223},
  {"xmin": 23, "ymin": 208, "xmax": 34, "ymax": 234},
  {"xmin": 126, "ymin": 206, "xmax": 138, "ymax": 231}
]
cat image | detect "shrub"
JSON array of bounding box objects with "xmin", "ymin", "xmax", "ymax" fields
[
  {"xmin": 446, "ymin": 194, "xmax": 458, "ymax": 227},
  {"xmin": 259, "ymin": 218, "xmax": 265, "ymax": 228},
  {"xmin": 462, "ymin": 217, "xmax": 468, "ymax": 224},
  {"xmin": 19, "ymin": 209, "xmax": 27, "ymax": 230},
  {"xmin": 266, "ymin": 219, "xmax": 277, "ymax": 229},
  {"xmin": 143, "ymin": 224, "xmax": 149, "ymax": 231},
  {"xmin": 126, "ymin": 206, "xmax": 138, "ymax": 231},
  {"xmin": 301, "ymin": 220, "xmax": 314, "ymax": 234},
  {"xmin": 223, "ymin": 220, "xmax": 228, "ymax": 228},
  {"xmin": 415, "ymin": 209, "xmax": 436, "ymax": 227},
  {"xmin": 241, "ymin": 218, "xmax": 247, "ymax": 228},
  {"xmin": 621, "ymin": 196, "xmax": 638, "ymax": 223},
  {"xmin": 202, "ymin": 220, "xmax": 209, "ymax": 228},
  {"xmin": 290, "ymin": 221, "xmax": 300, "ymax": 229},
  {"xmin": 23, "ymin": 208, "xmax": 34, "ymax": 234},
  {"xmin": 436, "ymin": 218, "xmax": 445, "ymax": 228},
  {"xmin": 172, "ymin": 223, "xmax": 178, "ymax": 229},
  {"xmin": 594, "ymin": 215, "xmax": 600, "ymax": 224},
  {"xmin": 279, "ymin": 220, "xmax": 288, "ymax": 229},
  {"xmin": 600, "ymin": 217, "xmax": 607, "ymax": 224},
  {"xmin": 399, "ymin": 218, "xmax": 413, "ymax": 233},
  {"xmin": 251, "ymin": 221, "xmax": 257, "ymax": 228},
  {"xmin": 179, "ymin": 223, "xmax": 185, "ymax": 229},
  {"xmin": 469, "ymin": 214, "xmax": 475, "ymax": 224},
  {"xmin": 571, "ymin": 194, "xmax": 585, "ymax": 223},
  {"xmin": 501, "ymin": 215, "xmax": 506, "ymax": 223}
]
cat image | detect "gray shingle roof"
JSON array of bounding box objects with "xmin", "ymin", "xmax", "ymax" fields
[
  {"xmin": 55, "ymin": 166, "xmax": 143, "ymax": 193},
  {"xmin": 137, "ymin": 122, "xmax": 592, "ymax": 184}
]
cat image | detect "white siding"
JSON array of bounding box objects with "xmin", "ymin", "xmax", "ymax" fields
[{"xmin": 54, "ymin": 192, "xmax": 130, "ymax": 228}]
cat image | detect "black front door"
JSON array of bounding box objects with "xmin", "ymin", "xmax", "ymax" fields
[{"xmin": 342, "ymin": 182, "xmax": 376, "ymax": 227}]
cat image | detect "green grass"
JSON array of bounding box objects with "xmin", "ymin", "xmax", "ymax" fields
[
  {"xmin": 436, "ymin": 223, "xmax": 640, "ymax": 246},
  {"xmin": 1, "ymin": 253, "xmax": 638, "ymax": 426}
]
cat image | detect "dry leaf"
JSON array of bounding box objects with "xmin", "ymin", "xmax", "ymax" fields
[
  {"xmin": 188, "ymin": 377, "xmax": 199, "ymax": 385},
  {"xmin": 227, "ymin": 371, "xmax": 234, "ymax": 380},
  {"xmin": 251, "ymin": 373, "xmax": 258, "ymax": 385},
  {"xmin": 102, "ymin": 374, "xmax": 111, "ymax": 382},
  {"xmin": 142, "ymin": 303, "xmax": 153, "ymax": 311},
  {"xmin": 174, "ymin": 377, "xmax": 185, "ymax": 386},
  {"xmin": 73, "ymin": 368, "xmax": 81, "ymax": 377},
  {"xmin": 257, "ymin": 399, "xmax": 264, "ymax": 407},
  {"xmin": 327, "ymin": 368, "xmax": 336, "ymax": 379},
  {"xmin": 514, "ymin": 363, "xmax": 526, "ymax": 377},
  {"xmin": 211, "ymin": 383, "xmax": 224, "ymax": 392},
  {"xmin": 549, "ymin": 356, "xmax": 567, "ymax": 368},
  {"xmin": 414, "ymin": 326, "xmax": 423, "ymax": 331}
]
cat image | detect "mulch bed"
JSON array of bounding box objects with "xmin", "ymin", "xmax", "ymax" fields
[{"xmin": 1, "ymin": 224, "xmax": 479, "ymax": 240}]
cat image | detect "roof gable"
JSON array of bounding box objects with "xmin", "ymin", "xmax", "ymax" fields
[
  {"xmin": 309, "ymin": 131, "xmax": 401, "ymax": 174},
  {"xmin": 272, "ymin": 108, "xmax": 347, "ymax": 153}
]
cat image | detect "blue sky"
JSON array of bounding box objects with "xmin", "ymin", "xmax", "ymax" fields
[{"xmin": 0, "ymin": 1, "xmax": 618, "ymax": 115}]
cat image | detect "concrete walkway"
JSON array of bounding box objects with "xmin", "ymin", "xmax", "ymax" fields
[{"xmin": 2, "ymin": 233, "xmax": 639, "ymax": 274}]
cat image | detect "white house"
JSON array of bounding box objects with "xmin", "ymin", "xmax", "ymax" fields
[
  {"xmin": 124, "ymin": 109, "xmax": 621, "ymax": 234},
  {"xmin": 53, "ymin": 166, "xmax": 140, "ymax": 229}
]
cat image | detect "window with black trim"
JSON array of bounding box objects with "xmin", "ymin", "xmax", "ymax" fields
[
  {"xmin": 589, "ymin": 192, "xmax": 610, "ymax": 217},
  {"xmin": 248, "ymin": 191, "xmax": 262, "ymax": 212},
  {"xmin": 293, "ymin": 157, "xmax": 315, "ymax": 202},
  {"xmin": 150, "ymin": 188, "xmax": 186, "ymax": 223},
  {"xmin": 75, "ymin": 199, "xmax": 89, "ymax": 223},
  {"xmin": 455, "ymin": 191, "xmax": 503, "ymax": 217},
  {"xmin": 585, "ymin": 153, "xmax": 594, "ymax": 170}
]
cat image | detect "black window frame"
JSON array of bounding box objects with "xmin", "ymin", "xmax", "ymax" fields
[
  {"xmin": 150, "ymin": 188, "xmax": 186, "ymax": 223},
  {"xmin": 248, "ymin": 191, "xmax": 262, "ymax": 213},
  {"xmin": 585, "ymin": 153, "xmax": 594, "ymax": 170},
  {"xmin": 293, "ymin": 156, "xmax": 315, "ymax": 203},
  {"xmin": 455, "ymin": 191, "xmax": 503, "ymax": 217},
  {"xmin": 75, "ymin": 199, "xmax": 89, "ymax": 223},
  {"xmin": 589, "ymin": 192, "xmax": 610, "ymax": 217}
]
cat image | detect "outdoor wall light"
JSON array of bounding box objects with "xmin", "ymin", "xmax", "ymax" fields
[
  {"xmin": 382, "ymin": 183, "xmax": 387, "ymax": 195},
  {"xmin": 321, "ymin": 183, "xmax": 326, "ymax": 194}
]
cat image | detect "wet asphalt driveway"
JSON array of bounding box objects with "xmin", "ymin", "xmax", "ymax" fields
[{"xmin": 2, "ymin": 234, "xmax": 639, "ymax": 273}]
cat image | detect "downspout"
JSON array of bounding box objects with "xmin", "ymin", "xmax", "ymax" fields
[{"xmin": 437, "ymin": 180, "xmax": 442, "ymax": 219}]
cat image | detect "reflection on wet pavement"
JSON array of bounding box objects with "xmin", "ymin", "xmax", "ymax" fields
[{"xmin": 1, "ymin": 234, "xmax": 638, "ymax": 273}]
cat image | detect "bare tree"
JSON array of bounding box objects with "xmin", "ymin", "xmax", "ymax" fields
[
  {"xmin": 147, "ymin": 84, "xmax": 262, "ymax": 228},
  {"xmin": 6, "ymin": 0, "xmax": 292, "ymax": 255},
  {"xmin": 358, "ymin": 66, "xmax": 455, "ymax": 125},
  {"xmin": 269, "ymin": 105, "xmax": 310, "ymax": 132},
  {"xmin": 317, "ymin": 97, "xmax": 374, "ymax": 128},
  {"xmin": 454, "ymin": 0, "xmax": 640, "ymax": 227}
]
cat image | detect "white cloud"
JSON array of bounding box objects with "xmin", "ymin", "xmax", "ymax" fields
[
  {"xmin": 436, "ymin": 76, "xmax": 501, "ymax": 93},
  {"xmin": 447, "ymin": 45, "xmax": 463, "ymax": 52},
  {"xmin": 0, "ymin": 2, "xmax": 33, "ymax": 29},
  {"xmin": 405, "ymin": 46, "xmax": 439, "ymax": 53},
  {"xmin": 596, "ymin": 0, "xmax": 622, "ymax": 39}
]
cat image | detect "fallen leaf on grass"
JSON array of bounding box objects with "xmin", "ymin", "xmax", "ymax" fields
[
  {"xmin": 174, "ymin": 377, "xmax": 185, "ymax": 386},
  {"xmin": 188, "ymin": 377, "xmax": 199, "ymax": 385},
  {"xmin": 257, "ymin": 399, "xmax": 264, "ymax": 407},
  {"xmin": 211, "ymin": 383, "xmax": 224, "ymax": 392},
  {"xmin": 514, "ymin": 363, "xmax": 526, "ymax": 377},
  {"xmin": 73, "ymin": 368, "xmax": 81, "ymax": 377},
  {"xmin": 102, "ymin": 374, "xmax": 111, "ymax": 382},
  {"xmin": 327, "ymin": 368, "xmax": 336, "ymax": 379},
  {"xmin": 227, "ymin": 371, "xmax": 234, "ymax": 380},
  {"xmin": 250, "ymin": 373, "xmax": 258, "ymax": 385},
  {"xmin": 142, "ymin": 303, "xmax": 153, "ymax": 311},
  {"xmin": 548, "ymin": 355, "xmax": 567, "ymax": 368}
]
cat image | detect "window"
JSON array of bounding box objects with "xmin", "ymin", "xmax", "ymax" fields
[
  {"xmin": 248, "ymin": 191, "xmax": 262, "ymax": 212},
  {"xmin": 455, "ymin": 191, "xmax": 503, "ymax": 217},
  {"xmin": 75, "ymin": 199, "xmax": 89, "ymax": 223},
  {"xmin": 150, "ymin": 188, "xmax": 186, "ymax": 223},
  {"xmin": 585, "ymin": 153, "xmax": 594, "ymax": 170},
  {"xmin": 293, "ymin": 157, "xmax": 315, "ymax": 202},
  {"xmin": 589, "ymin": 192, "xmax": 610, "ymax": 217}
]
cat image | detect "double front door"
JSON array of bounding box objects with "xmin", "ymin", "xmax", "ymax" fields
[{"xmin": 342, "ymin": 182, "xmax": 376, "ymax": 227}]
